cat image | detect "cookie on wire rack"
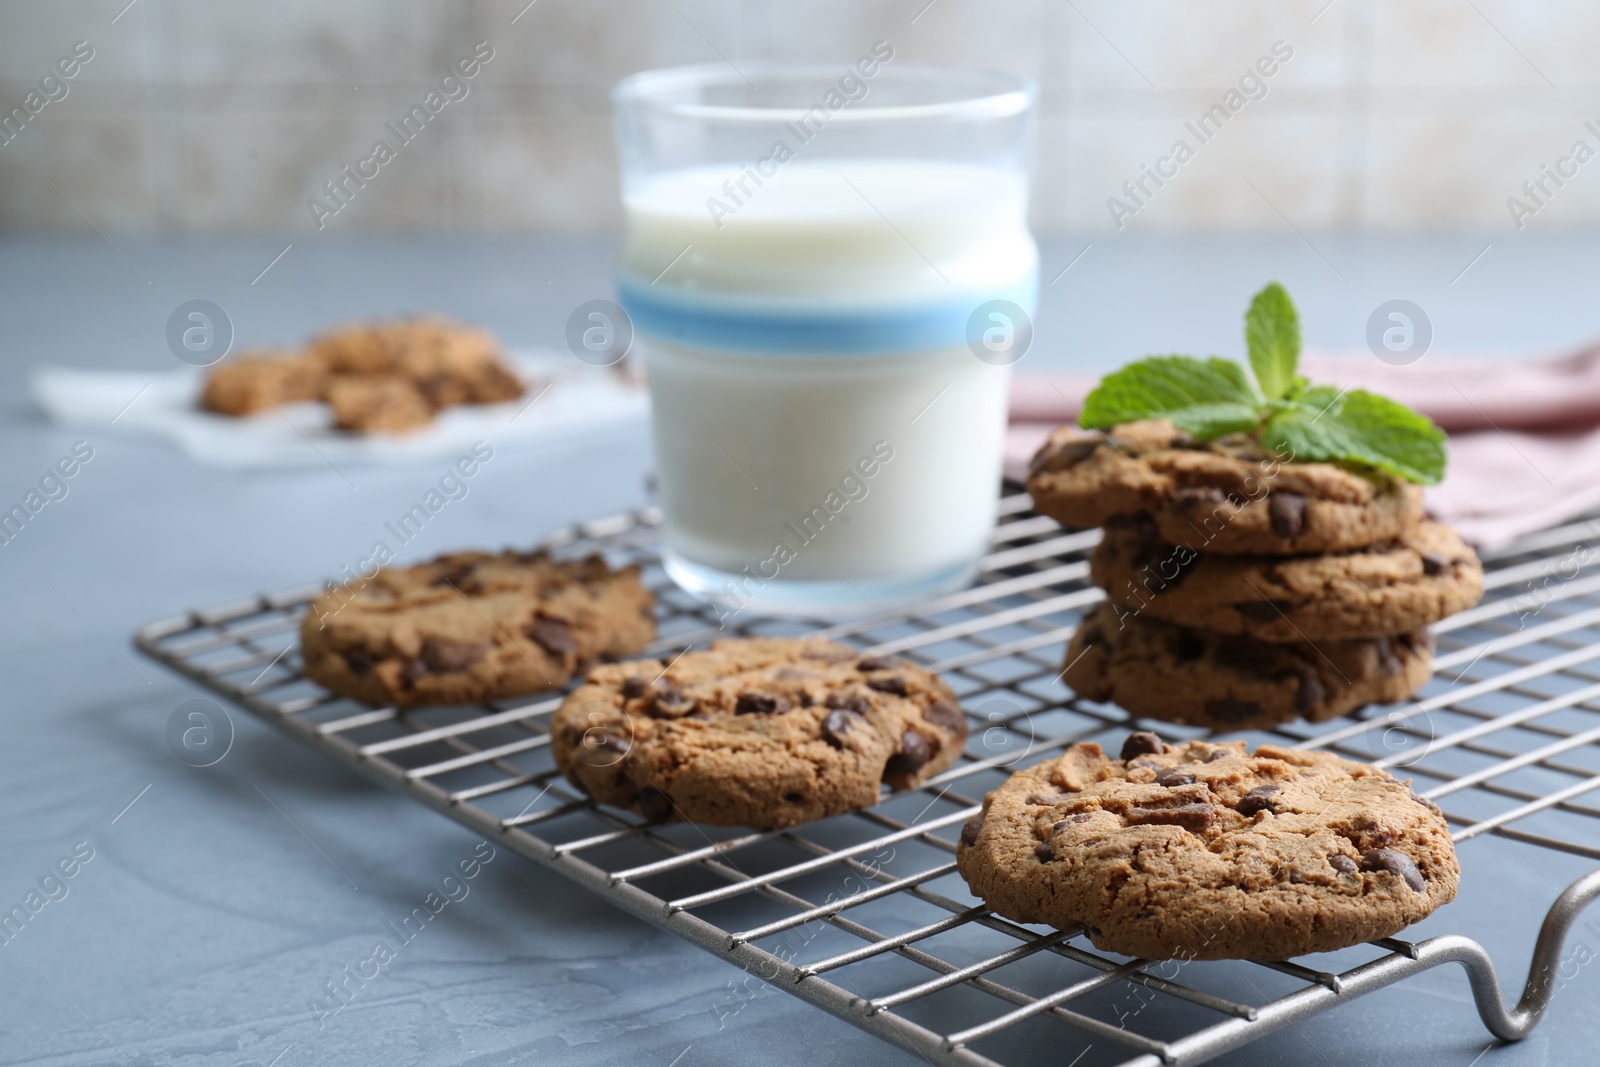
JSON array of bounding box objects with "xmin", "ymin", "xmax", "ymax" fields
[
  {"xmin": 1089, "ymin": 519, "xmax": 1483, "ymax": 642},
  {"xmin": 299, "ymin": 549, "xmax": 655, "ymax": 708},
  {"xmin": 550, "ymin": 637, "xmax": 969, "ymax": 828},
  {"xmin": 957, "ymin": 734, "xmax": 1458, "ymax": 960},
  {"xmin": 1062, "ymin": 603, "xmax": 1433, "ymax": 730},
  {"xmin": 1026, "ymin": 418, "xmax": 1425, "ymax": 556}
]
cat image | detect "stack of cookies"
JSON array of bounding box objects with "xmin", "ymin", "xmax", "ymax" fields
[{"xmin": 1027, "ymin": 419, "xmax": 1484, "ymax": 732}]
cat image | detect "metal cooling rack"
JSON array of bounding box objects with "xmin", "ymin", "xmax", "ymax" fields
[{"xmin": 133, "ymin": 491, "xmax": 1600, "ymax": 1066}]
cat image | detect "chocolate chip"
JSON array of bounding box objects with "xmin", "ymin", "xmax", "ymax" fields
[
  {"xmin": 1127, "ymin": 803, "xmax": 1213, "ymax": 832},
  {"xmin": 402, "ymin": 658, "xmax": 427, "ymax": 684},
  {"xmin": 1420, "ymin": 552, "xmax": 1449, "ymax": 577},
  {"xmin": 429, "ymin": 562, "xmax": 477, "ymax": 588},
  {"xmin": 1167, "ymin": 631, "xmax": 1205, "ymax": 663},
  {"xmin": 825, "ymin": 693, "xmax": 871, "ymax": 713},
  {"xmin": 884, "ymin": 732, "xmax": 932, "ymax": 778},
  {"xmin": 1236, "ymin": 785, "xmax": 1279, "ymax": 817},
  {"xmin": 1235, "ymin": 600, "xmax": 1288, "ymax": 622},
  {"xmin": 651, "ymin": 687, "xmax": 693, "ymax": 716},
  {"xmin": 821, "ymin": 708, "xmax": 867, "ymax": 748},
  {"xmin": 857, "ymin": 655, "xmax": 898, "ymax": 672},
  {"xmin": 961, "ymin": 813, "xmax": 985, "ymax": 846},
  {"xmin": 1268, "ymin": 492, "xmax": 1308, "ymax": 539},
  {"xmin": 1111, "ymin": 511, "xmax": 1161, "ymax": 541},
  {"xmin": 736, "ymin": 692, "xmax": 790, "ymax": 715},
  {"xmin": 1131, "ymin": 542, "xmax": 1196, "ymax": 590},
  {"xmin": 1214, "ymin": 638, "xmax": 1269, "ymax": 674},
  {"xmin": 621, "ymin": 676, "xmax": 651, "ymax": 699},
  {"xmin": 342, "ymin": 647, "xmax": 376, "ymax": 675},
  {"xmin": 1174, "ymin": 486, "xmax": 1226, "ymax": 511},
  {"xmin": 925, "ymin": 700, "xmax": 966, "ymax": 733},
  {"xmin": 585, "ymin": 730, "xmax": 630, "ymax": 756},
  {"xmin": 1361, "ymin": 848, "xmax": 1426, "ymax": 892},
  {"xmin": 1204, "ymin": 698, "xmax": 1264, "ymax": 724},
  {"xmin": 1034, "ymin": 842, "xmax": 1055, "ymax": 862},
  {"xmin": 1120, "ymin": 732, "xmax": 1166, "ymax": 761},
  {"xmin": 635, "ymin": 787, "xmax": 673, "ymax": 822},
  {"xmin": 1103, "ymin": 434, "xmax": 1142, "ymax": 459},
  {"xmin": 1293, "ymin": 670, "xmax": 1327, "ymax": 714},
  {"xmin": 1374, "ymin": 635, "xmax": 1403, "ymax": 677},
  {"xmin": 1409, "ymin": 786, "xmax": 1442, "ymax": 813},
  {"xmin": 1155, "ymin": 768, "xmax": 1197, "ymax": 787},
  {"xmin": 783, "ymin": 791, "xmax": 804, "ymax": 804},
  {"xmin": 1329, "ymin": 853, "xmax": 1358, "ymax": 874},
  {"xmin": 866, "ymin": 676, "xmax": 908, "ymax": 696},
  {"xmin": 524, "ymin": 617, "xmax": 577, "ymax": 657},
  {"xmin": 420, "ymin": 636, "xmax": 490, "ymax": 672},
  {"xmin": 414, "ymin": 374, "xmax": 453, "ymax": 408},
  {"xmin": 1207, "ymin": 748, "xmax": 1231, "ymax": 762},
  {"xmin": 1030, "ymin": 437, "xmax": 1098, "ymax": 476}
]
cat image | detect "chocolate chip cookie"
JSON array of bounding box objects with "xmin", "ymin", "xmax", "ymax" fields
[
  {"xmin": 325, "ymin": 375, "xmax": 437, "ymax": 434},
  {"xmin": 310, "ymin": 317, "xmax": 525, "ymax": 409},
  {"xmin": 300, "ymin": 550, "xmax": 655, "ymax": 708},
  {"xmin": 1090, "ymin": 519, "xmax": 1482, "ymax": 642},
  {"xmin": 1063, "ymin": 604, "xmax": 1433, "ymax": 730},
  {"xmin": 1027, "ymin": 419, "xmax": 1424, "ymax": 555},
  {"xmin": 200, "ymin": 349, "xmax": 327, "ymax": 416},
  {"xmin": 957, "ymin": 735, "xmax": 1458, "ymax": 959},
  {"xmin": 550, "ymin": 638, "xmax": 968, "ymax": 829}
]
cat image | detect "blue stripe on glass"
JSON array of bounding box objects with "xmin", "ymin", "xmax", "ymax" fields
[{"xmin": 618, "ymin": 272, "xmax": 1038, "ymax": 355}]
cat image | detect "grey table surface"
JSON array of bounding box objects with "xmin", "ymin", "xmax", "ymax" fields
[{"xmin": 2, "ymin": 233, "xmax": 1599, "ymax": 1067}]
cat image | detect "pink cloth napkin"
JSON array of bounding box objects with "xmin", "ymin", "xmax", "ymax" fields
[{"xmin": 1006, "ymin": 344, "xmax": 1600, "ymax": 550}]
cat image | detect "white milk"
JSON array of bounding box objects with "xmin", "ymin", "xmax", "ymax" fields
[
  {"xmin": 620, "ymin": 160, "xmax": 1037, "ymax": 610},
  {"xmin": 621, "ymin": 161, "xmax": 1035, "ymax": 302}
]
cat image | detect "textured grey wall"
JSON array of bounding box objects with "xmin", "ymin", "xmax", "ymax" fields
[{"xmin": 1, "ymin": 0, "xmax": 1596, "ymax": 234}]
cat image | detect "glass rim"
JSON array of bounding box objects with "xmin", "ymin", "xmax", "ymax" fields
[{"xmin": 612, "ymin": 62, "xmax": 1034, "ymax": 123}]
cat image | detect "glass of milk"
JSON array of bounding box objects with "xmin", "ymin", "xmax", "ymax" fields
[{"xmin": 613, "ymin": 56, "xmax": 1037, "ymax": 617}]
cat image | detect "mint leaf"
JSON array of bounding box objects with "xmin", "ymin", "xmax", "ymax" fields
[
  {"xmin": 1080, "ymin": 355, "xmax": 1262, "ymax": 439},
  {"xmin": 1245, "ymin": 282, "xmax": 1300, "ymax": 401},
  {"xmin": 1261, "ymin": 385, "xmax": 1447, "ymax": 485},
  {"xmin": 1164, "ymin": 403, "xmax": 1265, "ymax": 440}
]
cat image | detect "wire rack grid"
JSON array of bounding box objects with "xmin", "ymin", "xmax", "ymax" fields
[{"xmin": 133, "ymin": 491, "xmax": 1600, "ymax": 1067}]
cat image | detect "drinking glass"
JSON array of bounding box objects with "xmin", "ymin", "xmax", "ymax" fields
[{"xmin": 613, "ymin": 57, "xmax": 1037, "ymax": 617}]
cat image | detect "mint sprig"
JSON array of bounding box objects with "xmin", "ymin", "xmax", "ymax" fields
[{"xmin": 1078, "ymin": 282, "xmax": 1446, "ymax": 485}]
